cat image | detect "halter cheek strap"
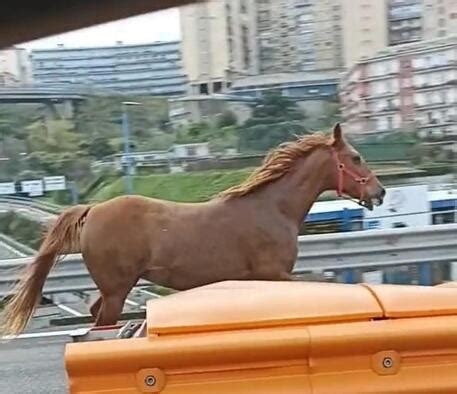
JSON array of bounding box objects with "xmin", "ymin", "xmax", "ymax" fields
[{"xmin": 331, "ymin": 148, "xmax": 372, "ymax": 204}]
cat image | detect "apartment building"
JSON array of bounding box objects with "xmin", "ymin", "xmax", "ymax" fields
[
  {"xmin": 423, "ymin": 0, "xmax": 457, "ymax": 40},
  {"xmin": 179, "ymin": 0, "xmax": 343, "ymax": 94},
  {"xmin": 341, "ymin": 0, "xmax": 389, "ymax": 68},
  {"xmin": 340, "ymin": 35, "xmax": 457, "ymax": 138},
  {"xmin": 31, "ymin": 41, "xmax": 187, "ymax": 96},
  {"xmin": 180, "ymin": 0, "xmax": 457, "ymax": 81},
  {"xmin": 388, "ymin": 0, "xmax": 423, "ymax": 46},
  {"xmin": 0, "ymin": 47, "xmax": 32, "ymax": 85}
]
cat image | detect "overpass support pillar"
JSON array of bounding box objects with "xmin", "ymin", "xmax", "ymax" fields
[
  {"xmin": 44, "ymin": 100, "xmax": 74, "ymax": 120},
  {"xmin": 61, "ymin": 99, "xmax": 74, "ymax": 119},
  {"xmin": 44, "ymin": 102, "xmax": 59, "ymax": 121}
]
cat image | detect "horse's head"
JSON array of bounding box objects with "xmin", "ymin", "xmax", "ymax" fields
[{"xmin": 329, "ymin": 123, "xmax": 385, "ymax": 210}]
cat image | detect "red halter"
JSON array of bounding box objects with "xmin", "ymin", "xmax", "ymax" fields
[{"xmin": 331, "ymin": 148, "xmax": 372, "ymax": 205}]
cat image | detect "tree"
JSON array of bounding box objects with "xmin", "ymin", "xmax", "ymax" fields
[
  {"xmin": 217, "ymin": 110, "xmax": 238, "ymax": 128},
  {"xmin": 240, "ymin": 91, "xmax": 308, "ymax": 152}
]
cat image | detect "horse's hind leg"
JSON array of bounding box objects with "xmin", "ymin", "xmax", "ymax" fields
[
  {"xmin": 89, "ymin": 296, "xmax": 102, "ymax": 319},
  {"xmin": 95, "ymin": 293, "xmax": 128, "ymax": 326}
]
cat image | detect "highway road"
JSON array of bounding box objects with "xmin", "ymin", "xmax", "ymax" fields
[
  {"xmin": 0, "ymin": 336, "xmax": 70, "ymax": 394},
  {"xmin": 0, "ymin": 289, "xmax": 160, "ymax": 394},
  {"xmin": 0, "ymin": 201, "xmax": 56, "ymax": 224}
]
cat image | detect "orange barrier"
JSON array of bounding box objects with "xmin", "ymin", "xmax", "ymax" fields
[{"xmin": 65, "ymin": 281, "xmax": 457, "ymax": 393}]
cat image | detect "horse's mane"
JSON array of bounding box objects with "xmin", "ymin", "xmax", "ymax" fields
[{"xmin": 219, "ymin": 132, "xmax": 334, "ymax": 199}]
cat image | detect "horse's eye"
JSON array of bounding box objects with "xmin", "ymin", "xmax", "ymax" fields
[{"xmin": 352, "ymin": 155, "xmax": 361, "ymax": 165}]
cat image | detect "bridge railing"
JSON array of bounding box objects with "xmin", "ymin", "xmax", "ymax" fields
[
  {"xmin": 0, "ymin": 196, "xmax": 63, "ymax": 215},
  {"xmin": 1, "ymin": 223, "xmax": 456, "ymax": 298}
]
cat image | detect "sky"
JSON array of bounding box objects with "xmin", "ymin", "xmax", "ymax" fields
[{"xmin": 21, "ymin": 9, "xmax": 180, "ymax": 50}]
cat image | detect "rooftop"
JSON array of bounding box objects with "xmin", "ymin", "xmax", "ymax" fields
[
  {"xmin": 231, "ymin": 70, "xmax": 340, "ymax": 89},
  {"xmin": 31, "ymin": 40, "xmax": 181, "ymax": 54}
]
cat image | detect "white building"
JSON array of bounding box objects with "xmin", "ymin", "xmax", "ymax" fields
[
  {"xmin": 170, "ymin": 143, "xmax": 211, "ymax": 160},
  {"xmin": 0, "ymin": 47, "xmax": 32, "ymax": 85},
  {"xmin": 340, "ymin": 35, "xmax": 457, "ymax": 138}
]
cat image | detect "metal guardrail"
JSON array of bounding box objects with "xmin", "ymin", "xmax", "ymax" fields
[
  {"xmin": 0, "ymin": 254, "xmax": 149, "ymax": 298},
  {"xmin": 295, "ymin": 222, "xmax": 457, "ymax": 272},
  {"xmin": 1, "ymin": 224, "xmax": 456, "ymax": 298},
  {"xmin": 0, "ymin": 233, "xmax": 35, "ymax": 257},
  {"xmin": 0, "ymin": 196, "xmax": 63, "ymax": 215}
]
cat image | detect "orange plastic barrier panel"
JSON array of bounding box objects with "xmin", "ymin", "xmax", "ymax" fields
[{"xmin": 65, "ymin": 281, "xmax": 457, "ymax": 393}]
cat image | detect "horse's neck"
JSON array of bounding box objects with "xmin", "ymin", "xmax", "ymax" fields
[{"xmin": 252, "ymin": 151, "xmax": 330, "ymax": 228}]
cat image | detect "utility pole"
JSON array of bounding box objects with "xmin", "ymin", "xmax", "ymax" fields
[{"xmin": 121, "ymin": 101, "xmax": 141, "ymax": 195}]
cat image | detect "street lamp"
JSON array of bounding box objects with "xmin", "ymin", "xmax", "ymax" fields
[{"xmin": 121, "ymin": 101, "xmax": 141, "ymax": 195}]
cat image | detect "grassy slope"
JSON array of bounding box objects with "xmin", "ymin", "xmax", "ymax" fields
[
  {"xmin": 91, "ymin": 169, "xmax": 253, "ymax": 203},
  {"xmin": 90, "ymin": 163, "xmax": 426, "ymax": 203}
]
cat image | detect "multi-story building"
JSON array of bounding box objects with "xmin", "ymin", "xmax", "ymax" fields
[
  {"xmin": 341, "ymin": 0, "xmax": 388, "ymax": 68},
  {"xmin": 179, "ymin": 0, "xmax": 343, "ymax": 93},
  {"xmin": 388, "ymin": 0, "xmax": 423, "ymax": 46},
  {"xmin": 180, "ymin": 0, "xmax": 261, "ymax": 95},
  {"xmin": 340, "ymin": 35, "xmax": 457, "ymax": 139},
  {"xmin": 256, "ymin": 0, "xmax": 343, "ymax": 73},
  {"xmin": 0, "ymin": 47, "xmax": 32, "ymax": 85},
  {"xmin": 423, "ymin": 0, "xmax": 457, "ymax": 41},
  {"xmin": 180, "ymin": 0, "xmax": 457, "ymax": 81},
  {"xmin": 31, "ymin": 41, "xmax": 187, "ymax": 96},
  {"xmin": 342, "ymin": 0, "xmax": 457, "ymax": 67}
]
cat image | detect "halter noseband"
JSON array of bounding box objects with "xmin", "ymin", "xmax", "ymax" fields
[{"xmin": 331, "ymin": 148, "xmax": 372, "ymax": 206}]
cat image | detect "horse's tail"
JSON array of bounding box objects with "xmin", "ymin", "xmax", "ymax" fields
[{"xmin": 1, "ymin": 204, "xmax": 91, "ymax": 336}]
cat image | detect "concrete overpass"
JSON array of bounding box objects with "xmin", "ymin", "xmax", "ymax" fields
[{"xmin": 0, "ymin": 84, "xmax": 117, "ymax": 119}]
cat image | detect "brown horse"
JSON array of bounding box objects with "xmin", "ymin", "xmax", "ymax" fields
[{"xmin": 1, "ymin": 124, "xmax": 385, "ymax": 335}]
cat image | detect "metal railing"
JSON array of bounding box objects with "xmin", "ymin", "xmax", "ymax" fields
[{"xmin": 1, "ymin": 224, "xmax": 456, "ymax": 298}]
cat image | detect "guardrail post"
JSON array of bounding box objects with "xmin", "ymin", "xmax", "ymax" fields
[
  {"xmin": 340, "ymin": 208, "xmax": 351, "ymax": 232},
  {"xmin": 342, "ymin": 269, "xmax": 355, "ymax": 284},
  {"xmin": 419, "ymin": 262, "xmax": 432, "ymax": 286},
  {"xmin": 69, "ymin": 181, "xmax": 79, "ymax": 205}
]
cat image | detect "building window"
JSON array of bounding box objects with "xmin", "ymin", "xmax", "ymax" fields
[
  {"xmin": 186, "ymin": 146, "xmax": 197, "ymax": 156},
  {"xmin": 213, "ymin": 81, "xmax": 222, "ymax": 93},
  {"xmin": 440, "ymin": 91, "xmax": 447, "ymax": 103},
  {"xmin": 240, "ymin": 0, "xmax": 247, "ymax": 14},
  {"xmin": 387, "ymin": 116, "xmax": 394, "ymax": 130},
  {"xmin": 199, "ymin": 83, "xmax": 209, "ymax": 95},
  {"xmin": 438, "ymin": 18, "xmax": 446, "ymax": 27}
]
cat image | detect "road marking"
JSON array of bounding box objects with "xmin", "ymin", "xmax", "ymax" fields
[
  {"xmin": 56, "ymin": 303, "xmax": 84, "ymax": 317},
  {"xmin": 1, "ymin": 329, "xmax": 78, "ymax": 340},
  {"xmin": 125, "ymin": 298, "xmax": 141, "ymax": 307},
  {"xmin": 139, "ymin": 289, "xmax": 162, "ymax": 298}
]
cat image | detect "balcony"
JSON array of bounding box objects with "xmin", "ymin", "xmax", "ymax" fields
[
  {"xmin": 413, "ymin": 82, "xmax": 449, "ymax": 92},
  {"xmin": 389, "ymin": 0, "xmax": 421, "ymax": 6},
  {"xmin": 413, "ymin": 63, "xmax": 455, "ymax": 73},
  {"xmin": 414, "ymin": 101, "xmax": 456, "ymax": 111},
  {"xmin": 377, "ymin": 105, "xmax": 400, "ymax": 114},
  {"xmin": 362, "ymin": 91, "xmax": 398, "ymax": 100},
  {"xmin": 388, "ymin": 11, "xmax": 421, "ymax": 22},
  {"xmin": 418, "ymin": 120, "xmax": 457, "ymax": 129},
  {"xmin": 359, "ymin": 72, "xmax": 399, "ymax": 83},
  {"xmin": 389, "ymin": 23, "xmax": 421, "ymax": 31}
]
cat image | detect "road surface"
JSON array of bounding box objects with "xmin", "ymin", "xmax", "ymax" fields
[{"xmin": 0, "ymin": 336, "xmax": 69, "ymax": 394}]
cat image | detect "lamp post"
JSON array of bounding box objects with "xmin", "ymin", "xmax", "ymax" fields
[{"xmin": 121, "ymin": 101, "xmax": 141, "ymax": 195}]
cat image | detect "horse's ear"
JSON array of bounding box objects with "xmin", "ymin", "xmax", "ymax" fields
[{"xmin": 332, "ymin": 123, "xmax": 344, "ymax": 148}]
